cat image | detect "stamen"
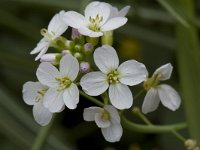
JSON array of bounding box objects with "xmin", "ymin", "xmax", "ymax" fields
[
  {"xmin": 56, "ymin": 77, "xmax": 72, "ymax": 91},
  {"xmin": 107, "ymin": 70, "xmax": 119, "ymax": 84}
]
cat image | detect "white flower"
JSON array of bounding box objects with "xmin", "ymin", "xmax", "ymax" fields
[
  {"xmin": 22, "ymin": 81, "xmax": 52, "ymax": 126},
  {"xmin": 36, "ymin": 54, "xmax": 79, "ymax": 112},
  {"xmin": 142, "ymin": 63, "xmax": 181, "ymax": 114},
  {"xmin": 40, "ymin": 53, "xmax": 60, "ymax": 64},
  {"xmin": 63, "ymin": 1, "xmax": 128, "ymax": 37},
  {"xmin": 80, "ymin": 45, "xmax": 147, "ymax": 110},
  {"xmin": 31, "ymin": 11, "xmax": 68, "ymax": 61},
  {"xmin": 83, "ymin": 105, "xmax": 122, "ymax": 142}
]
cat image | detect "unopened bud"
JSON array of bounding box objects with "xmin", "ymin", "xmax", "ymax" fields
[
  {"xmin": 132, "ymin": 107, "xmax": 141, "ymax": 114},
  {"xmin": 74, "ymin": 52, "xmax": 83, "ymax": 61},
  {"xmin": 62, "ymin": 50, "xmax": 71, "ymax": 55},
  {"xmin": 86, "ymin": 37, "xmax": 99, "ymax": 46},
  {"xmin": 65, "ymin": 40, "xmax": 75, "ymax": 50},
  {"xmin": 74, "ymin": 44, "xmax": 83, "ymax": 52},
  {"xmin": 40, "ymin": 53, "xmax": 61, "ymax": 65},
  {"xmin": 71, "ymin": 28, "xmax": 81, "ymax": 39},
  {"xmin": 80, "ymin": 62, "xmax": 90, "ymax": 73},
  {"xmin": 185, "ymin": 139, "xmax": 199, "ymax": 150},
  {"xmin": 84, "ymin": 43, "xmax": 93, "ymax": 54}
]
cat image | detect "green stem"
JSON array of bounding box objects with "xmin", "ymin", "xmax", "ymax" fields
[
  {"xmin": 79, "ymin": 90, "xmax": 104, "ymax": 107},
  {"xmin": 101, "ymin": 92, "xmax": 109, "ymax": 105},
  {"xmin": 175, "ymin": 0, "xmax": 200, "ymax": 145},
  {"xmin": 31, "ymin": 115, "xmax": 56, "ymax": 150},
  {"xmin": 121, "ymin": 115, "xmax": 187, "ymax": 133},
  {"xmin": 172, "ymin": 130, "xmax": 186, "ymax": 143},
  {"xmin": 133, "ymin": 89, "xmax": 145, "ymax": 100},
  {"xmin": 132, "ymin": 107, "xmax": 152, "ymax": 125}
]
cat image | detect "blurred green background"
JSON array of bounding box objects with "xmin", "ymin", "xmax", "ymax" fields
[{"xmin": 0, "ymin": 0, "xmax": 200, "ymax": 149}]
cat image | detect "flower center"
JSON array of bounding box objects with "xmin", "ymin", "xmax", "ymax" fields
[
  {"xmin": 40, "ymin": 28, "xmax": 55, "ymax": 41},
  {"xmin": 101, "ymin": 109, "xmax": 110, "ymax": 121},
  {"xmin": 56, "ymin": 77, "xmax": 72, "ymax": 91},
  {"xmin": 143, "ymin": 75, "xmax": 159, "ymax": 91},
  {"xmin": 35, "ymin": 88, "xmax": 47, "ymax": 102},
  {"xmin": 88, "ymin": 14, "xmax": 103, "ymax": 32},
  {"xmin": 107, "ymin": 70, "xmax": 119, "ymax": 84}
]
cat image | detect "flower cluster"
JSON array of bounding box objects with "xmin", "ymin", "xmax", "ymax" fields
[{"xmin": 22, "ymin": 1, "xmax": 181, "ymax": 143}]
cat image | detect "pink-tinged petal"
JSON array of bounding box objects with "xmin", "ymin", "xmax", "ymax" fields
[
  {"xmin": 118, "ymin": 60, "xmax": 148, "ymax": 86},
  {"xmin": 22, "ymin": 81, "xmax": 46, "ymax": 105},
  {"xmin": 63, "ymin": 11, "xmax": 87, "ymax": 29},
  {"xmin": 142, "ymin": 88, "xmax": 160, "ymax": 114},
  {"xmin": 80, "ymin": 72, "xmax": 109, "ymax": 96},
  {"xmin": 36, "ymin": 62, "xmax": 61, "ymax": 87},
  {"xmin": 101, "ymin": 17, "xmax": 127, "ymax": 32},
  {"xmin": 33, "ymin": 101, "xmax": 53, "ymax": 126},
  {"xmin": 101, "ymin": 123, "xmax": 123, "ymax": 143},
  {"xmin": 95, "ymin": 112, "xmax": 111, "ymax": 128},
  {"xmin": 109, "ymin": 83, "xmax": 133, "ymax": 110},
  {"xmin": 158, "ymin": 84, "xmax": 181, "ymax": 111},
  {"xmin": 94, "ymin": 45, "xmax": 119, "ymax": 74},
  {"xmin": 153, "ymin": 63, "xmax": 173, "ymax": 81},
  {"xmin": 43, "ymin": 88, "xmax": 65, "ymax": 112},
  {"xmin": 63, "ymin": 83, "xmax": 79, "ymax": 109},
  {"xmin": 83, "ymin": 107, "xmax": 102, "ymax": 121},
  {"xmin": 60, "ymin": 54, "xmax": 79, "ymax": 81},
  {"xmin": 85, "ymin": 1, "xmax": 110, "ymax": 26}
]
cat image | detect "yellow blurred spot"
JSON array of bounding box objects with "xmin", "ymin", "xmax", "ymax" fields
[
  {"xmin": 128, "ymin": 144, "xmax": 141, "ymax": 150},
  {"xmin": 119, "ymin": 38, "xmax": 141, "ymax": 60},
  {"xmin": 103, "ymin": 147, "xmax": 116, "ymax": 150}
]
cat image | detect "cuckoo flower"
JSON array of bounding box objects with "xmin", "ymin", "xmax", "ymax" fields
[
  {"xmin": 36, "ymin": 54, "xmax": 79, "ymax": 112},
  {"xmin": 80, "ymin": 45, "xmax": 147, "ymax": 110},
  {"xmin": 22, "ymin": 81, "xmax": 52, "ymax": 126},
  {"xmin": 63, "ymin": 1, "xmax": 128, "ymax": 37},
  {"xmin": 83, "ymin": 105, "xmax": 122, "ymax": 142},
  {"xmin": 142, "ymin": 63, "xmax": 181, "ymax": 114},
  {"xmin": 31, "ymin": 11, "xmax": 68, "ymax": 61}
]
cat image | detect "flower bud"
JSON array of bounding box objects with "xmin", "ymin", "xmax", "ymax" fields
[
  {"xmin": 71, "ymin": 28, "xmax": 81, "ymax": 39},
  {"xmin": 80, "ymin": 62, "xmax": 90, "ymax": 73},
  {"xmin": 74, "ymin": 52, "xmax": 83, "ymax": 61},
  {"xmin": 65, "ymin": 40, "xmax": 75, "ymax": 50},
  {"xmin": 84, "ymin": 43, "xmax": 93, "ymax": 54},
  {"xmin": 185, "ymin": 139, "xmax": 199, "ymax": 150},
  {"xmin": 86, "ymin": 37, "xmax": 99, "ymax": 46},
  {"xmin": 74, "ymin": 44, "xmax": 83, "ymax": 52},
  {"xmin": 62, "ymin": 50, "xmax": 71, "ymax": 55},
  {"xmin": 40, "ymin": 53, "xmax": 61, "ymax": 65}
]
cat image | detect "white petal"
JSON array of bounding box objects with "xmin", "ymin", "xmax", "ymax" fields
[
  {"xmin": 33, "ymin": 101, "xmax": 53, "ymax": 126},
  {"xmin": 48, "ymin": 10, "xmax": 68, "ymax": 39},
  {"xmin": 22, "ymin": 81, "xmax": 46, "ymax": 105},
  {"xmin": 78, "ymin": 27, "xmax": 103, "ymax": 37},
  {"xmin": 118, "ymin": 60, "xmax": 148, "ymax": 86},
  {"xmin": 36, "ymin": 62, "xmax": 61, "ymax": 87},
  {"xmin": 101, "ymin": 17, "xmax": 127, "ymax": 32},
  {"xmin": 63, "ymin": 11, "xmax": 87, "ymax": 29},
  {"xmin": 109, "ymin": 83, "xmax": 133, "ymax": 110},
  {"xmin": 109, "ymin": 6, "xmax": 119, "ymax": 18},
  {"xmin": 80, "ymin": 72, "xmax": 109, "ymax": 96},
  {"xmin": 63, "ymin": 83, "xmax": 79, "ymax": 109},
  {"xmin": 118, "ymin": 6, "xmax": 130, "ymax": 17},
  {"xmin": 158, "ymin": 84, "xmax": 181, "ymax": 111},
  {"xmin": 94, "ymin": 45, "xmax": 119, "ymax": 74},
  {"xmin": 43, "ymin": 88, "xmax": 65, "ymax": 112},
  {"xmin": 30, "ymin": 38, "xmax": 50, "ymax": 61},
  {"xmin": 85, "ymin": 1, "xmax": 110, "ymax": 26},
  {"xmin": 142, "ymin": 88, "xmax": 160, "ymax": 114},
  {"xmin": 101, "ymin": 123, "xmax": 123, "ymax": 143},
  {"xmin": 83, "ymin": 107, "xmax": 102, "ymax": 121},
  {"xmin": 60, "ymin": 54, "xmax": 79, "ymax": 81},
  {"xmin": 104, "ymin": 105, "xmax": 120, "ymax": 124},
  {"xmin": 95, "ymin": 112, "xmax": 111, "ymax": 128},
  {"xmin": 153, "ymin": 63, "xmax": 173, "ymax": 81}
]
